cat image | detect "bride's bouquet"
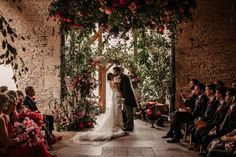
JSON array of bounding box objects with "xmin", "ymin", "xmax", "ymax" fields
[{"xmin": 13, "ymin": 117, "xmax": 45, "ymax": 147}]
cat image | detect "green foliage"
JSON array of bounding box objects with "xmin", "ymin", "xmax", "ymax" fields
[
  {"xmin": 56, "ymin": 30, "xmax": 100, "ymax": 131},
  {"xmin": 0, "ymin": 15, "xmax": 27, "ymax": 82},
  {"xmin": 136, "ymin": 29, "xmax": 173, "ymax": 102}
]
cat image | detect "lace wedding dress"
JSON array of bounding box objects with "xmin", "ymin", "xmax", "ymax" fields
[{"xmin": 72, "ymin": 81, "xmax": 125, "ymax": 143}]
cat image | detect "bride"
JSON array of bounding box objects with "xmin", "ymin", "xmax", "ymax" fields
[{"xmin": 72, "ymin": 72, "xmax": 126, "ymax": 143}]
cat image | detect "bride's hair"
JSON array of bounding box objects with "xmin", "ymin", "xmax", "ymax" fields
[{"xmin": 107, "ymin": 73, "xmax": 114, "ymax": 81}]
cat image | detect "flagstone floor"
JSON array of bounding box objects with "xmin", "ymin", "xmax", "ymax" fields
[{"xmin": 51, "ymin": 119, "xmax": 199, "ymax": 157}]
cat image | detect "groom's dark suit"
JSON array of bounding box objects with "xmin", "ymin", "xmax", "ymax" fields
[{"xmin": 120, "ymin": 73, "xmax": 137, "ymax": 131}]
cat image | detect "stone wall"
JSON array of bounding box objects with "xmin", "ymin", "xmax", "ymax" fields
[
  {"xmin": 176, "ymin": 0, "xmax": 236, "ymax": 104},
  {"xmin": 0, "ymin": 0, "xmax": 61, "ymax": 111}
]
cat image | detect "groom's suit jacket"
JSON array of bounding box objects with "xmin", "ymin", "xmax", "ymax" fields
[{"xmin": 120, "ymin": 73, "xmax": 137, "ymax": 107}]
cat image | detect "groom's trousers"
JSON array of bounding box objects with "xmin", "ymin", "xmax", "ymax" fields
[{"xmin": 124, "ymin": 105, "xmax": 134, "ymax": 130}]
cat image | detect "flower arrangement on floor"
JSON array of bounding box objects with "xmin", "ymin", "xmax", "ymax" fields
[
  {"xmin": 142, "ymin": 102, "xmax": 169, "ymax": 127},
  {"xmin": 13, "ymin": 117, "xmax": 45, "ymax": 147},
  {"xmin": 49, "ymin": 0, "xmax": 196, "ymax": 34}
]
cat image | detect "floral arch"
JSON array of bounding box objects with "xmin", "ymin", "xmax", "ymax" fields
[{"xmin": 48, "ymin": 0, "xmax": 196, "ymax": 131}]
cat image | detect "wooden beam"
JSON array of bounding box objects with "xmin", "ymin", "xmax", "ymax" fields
[
  {"xmin": 87, "ymin": 31, "xmax": 100, "ymax": 46},
  {"xmin": 133, "ymin": 29, "xmax": 138, "ymax": 57},
  {"xmin": 97, "ymin": 30, "xmax": 107, "ymax": 113},
  {"xmin": 106, "ymin": 63, "xmax": 115, "ymax": 72}
]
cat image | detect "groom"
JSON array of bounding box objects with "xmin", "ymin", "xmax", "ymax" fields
[{"xmin": 113, "ymin": 66, "xmax": 138, "ymax": 131}]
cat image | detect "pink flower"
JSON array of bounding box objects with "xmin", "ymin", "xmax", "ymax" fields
[
  {"xmin": 13, "ymin": 118, "xmax": 44, "ymax": 147},
  {"xmin": 105, "ymin": 7, "xmax": 113, "ymax": 15}
]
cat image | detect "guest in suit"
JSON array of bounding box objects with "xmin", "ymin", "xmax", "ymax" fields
[
  {"xmin": 208, "ymin": 130, "xmax": 236, "ymax": 157},
  {"xmin": 232, "ymin": 80, "xmax": 236, "ymax": 89},
  {"xmin": 195, "ymin": 87, "xmax": 230, "ymax": 153},
  {"xmin": 189, "ymin": 84, "xmax": 218, "ymax": 132},
  {"xmin": 23, "ymin": 86, "xmax": 38, "ymax": 111},
  {"xmin": 162, "ymin": 79, "xmax": 199, "ymax": 139},
  {"xmin": 215, "ymin": 80, "xmax": 225, "ymax": 88},
  {"xmin": 23, "ymin": 86, "xmax": 61, "ymax": 147},
  {"xmin": 202, "ymin": 93, "xmax": 236, "ymax": 149},
  {"xmin": 166, "ymin": 83, "xmax": 208, "ymax": 143},
  {"xmin": 196, "ymin": 87, "xmax": 228, "ymax": 131},
  {"xmin": 113, "ymin": 66, "xmax": 137, "ymax": 131}
]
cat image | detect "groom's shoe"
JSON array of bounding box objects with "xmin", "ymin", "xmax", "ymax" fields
[
  {"xmin": 162, "ymin": 135, "xmax": 173, "ymax": 139},
  {"xmin": 123, "ymin": 128, "xmax": 133, "ymax": 131}
]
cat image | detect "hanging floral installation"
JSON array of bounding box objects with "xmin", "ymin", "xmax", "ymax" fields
[{"xmin": 49, "ymin": 0, "xmax": 196, "ymax": 34}]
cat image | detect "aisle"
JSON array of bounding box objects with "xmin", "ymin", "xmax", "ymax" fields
[{"xmin": 51, "ymin": 120, "xmax": 199, "ymax": 157}]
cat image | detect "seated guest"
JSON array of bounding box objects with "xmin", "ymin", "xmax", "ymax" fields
[
  {"xmin": 23, "ymin": 86, "xmax": 61, "ymax": 147},
  {"xmin": 4, "ymin": 90, "xmax": 19, "ymax": 124},
  {"xmin": 194, "ymin": 87, "xmax": 229, "ymax": 154},
  {"xmin": 215, "ymin": 80, "xmax": 225, "ymax": 88},
  {"xmin": 196, "ymin": 87, "xmax": 229, "ymax": 131},
  {"xmin": 180, "ymin": 79, "xmax": 200, "ymax": 106},
  {"xmin": 0, "ymin": 86, "xmax": 8, "ymax": 93},
  {"xmin": 164, "ymin": 82, "xmax": 208, "ymax": 143},
  {"xmin": 232, "ymin": 80, "xmax": 236, "ymax": 89},
  {"xmin": 23, "ymin": 86, "xmax": 38, "ymax": 111},
  {"xmin": 202, "ymin": 93, "xmax": 236, "ymax": 150},
  {"xmin": 0, "ymin": 93, "xmax": 54, "ymax": 157},
  {"xmin": 188, "ymin": 83, "xmax": 218, "ymax": 148},
  {"xmin": 208, "ymin": 128, "xmax": 236, "ymax": 157},
  {"xmin": 162, "ymin": 79, "xmax": 199, "ymax": 139},
  {"xmin": 16, "ymin": 90, "xmax": 25, "ymax": 113}
]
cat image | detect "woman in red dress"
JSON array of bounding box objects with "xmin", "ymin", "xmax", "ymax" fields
[{"xmin": 0, "ymin": 93, "xmax": 53, "ymax": 157}]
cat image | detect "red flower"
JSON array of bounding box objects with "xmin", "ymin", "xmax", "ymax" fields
[
  {"xmin": 179, "ymin": 7, "xmax": 185, "ymax": 14},
  {"xmin": 159, "ymin": 26, "xmax": 165, "ymax": 33},
  {"xmin": 78, "ymin": 122, "xmax": 84, "ymax": 129},
  {"xmin": 119, "ymin": 0, "xmax": 127, "ymax": 5},
  {"xmin": 156, "ymin": 111, "xmax": 161, "ymax": 117},
  {"xmin": 87, "ymin": 121, "xmax": 94, "ymax": 127},
  {"xmin": 145, "ymin": 109, "xmax": 153, "ymax": 115},
  {"xmin": 146, "ymin": 0, "xmax": 153, "ymax": 5}
]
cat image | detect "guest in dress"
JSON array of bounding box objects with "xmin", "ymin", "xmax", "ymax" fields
[
  {"xmin": 0, "ymin": 86, "xmax": 8, "ymax": 93},
  {"xmin": 0, "ymin": 93, "xmax": 54, "ymax": 157}
]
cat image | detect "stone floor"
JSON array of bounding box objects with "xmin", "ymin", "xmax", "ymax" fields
[{"xmin": 51, "ymin": 119, "xmax": 199, "ymax": 157}]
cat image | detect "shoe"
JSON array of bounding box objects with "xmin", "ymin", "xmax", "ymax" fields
[
  {"xmin": 167, "ymin": 138, "xmax": 180, "ymax": 143},
  {"xmin": 162, "ymin": 135, "xmax": 173, "ymax": 139},
  {"xmin": 124, "ymin": 132, "xmax": 129, "ymax": 136},
  {"xmin": 123, "ymin": 128, "xmax": 133, "ymax": 131},
  {"xmin": 188, "ymin": 145, "xmax": 194, "ymax": 150}
]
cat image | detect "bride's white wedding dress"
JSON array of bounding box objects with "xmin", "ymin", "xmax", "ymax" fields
[{"xmin": 72, "ymin": 81, "xmax": 125, "ymax": 143}]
